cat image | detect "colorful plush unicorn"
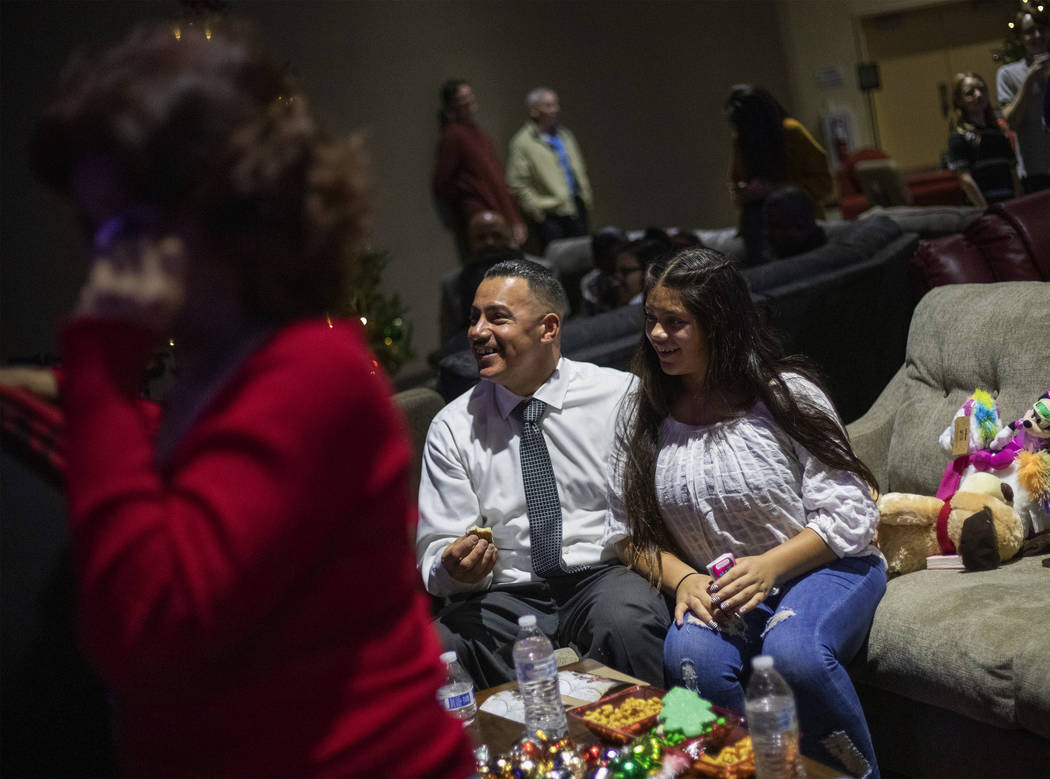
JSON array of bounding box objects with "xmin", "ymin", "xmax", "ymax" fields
[{"xmin": 937, "ymin": 390, "xmax": 1050, "ymax": 536}]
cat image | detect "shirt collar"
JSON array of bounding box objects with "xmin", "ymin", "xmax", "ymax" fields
[{"xmin": 491, "ymin": 357, "xmax": 569, "ymax": 419}]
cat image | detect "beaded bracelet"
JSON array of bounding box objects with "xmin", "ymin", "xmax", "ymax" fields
[{"xmin": 673, "ymin": 571, "xmax": 701, "ymax": 598}]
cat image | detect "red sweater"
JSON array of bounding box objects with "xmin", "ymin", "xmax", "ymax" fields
[
  {"xmin": 432, "ymin": 120, "xmax": 523, "ymax": 228},
  {"xmin": 60, "ymin": 318, "xmax": 474, "ymax": 778}
]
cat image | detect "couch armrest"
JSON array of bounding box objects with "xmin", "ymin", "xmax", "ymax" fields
[
  {"xmin": 846, "ymin": 365, "xmax": 907, "ymax": 491},
  {"xmin": 910, "ymin": 232, "xmax": 995, "ymax": 294},
  {"xmin": 990, "ymin": 189, "xmax": 1050, "ymax": 279}
]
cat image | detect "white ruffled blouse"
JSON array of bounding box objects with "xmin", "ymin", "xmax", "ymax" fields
[{"xmin": 605, "ymin": 375, "xmax": 882, "ymax": 568}]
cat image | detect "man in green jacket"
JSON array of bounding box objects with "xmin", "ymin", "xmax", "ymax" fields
[{"xmin": 507, "ymin": 87, "xmax": 594, "ymax": 250}]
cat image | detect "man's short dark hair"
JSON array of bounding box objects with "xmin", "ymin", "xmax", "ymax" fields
[{"xmin": 482, "ymin": 259, "xmax": 569, "ymax": 319}]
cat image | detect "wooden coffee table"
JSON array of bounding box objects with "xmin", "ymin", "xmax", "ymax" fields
[{"xmin": 472, "ymin": 658, "xmax": 849, "ymax": 778}]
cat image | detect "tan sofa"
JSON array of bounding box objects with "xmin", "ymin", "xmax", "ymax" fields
[{"xmin": 846, "ymin": 281, "xmax": 1050, "ymax": 777}]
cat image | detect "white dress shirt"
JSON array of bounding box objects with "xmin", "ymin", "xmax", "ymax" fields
[
  {"xmin": 417, "ymin": 357, "xmax": 636, "ymax": 597},
  {"xmin": 605, "ymin": 373, "xmax": 882, "ymax": 568}
]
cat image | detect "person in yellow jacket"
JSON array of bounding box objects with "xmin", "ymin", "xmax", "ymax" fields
[
  {"xmin": 507, "ymin": 87, "xmax": 594, "ymax": 250},
  {"xmin": 726, "ymin": 85, "xmax": 832, "ymax": 265}
]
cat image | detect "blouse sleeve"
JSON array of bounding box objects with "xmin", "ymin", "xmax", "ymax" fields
[{"xmin": 785, "ymin": 375, "xmax": 879, "ymax": 557}]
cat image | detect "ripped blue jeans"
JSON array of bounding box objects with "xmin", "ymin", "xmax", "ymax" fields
[{"xmin": 664, "ymin": 555, "xmax": 885, "ymax": 779}]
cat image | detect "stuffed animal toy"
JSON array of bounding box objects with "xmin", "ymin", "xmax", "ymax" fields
[
  {"xmin": 938, "ymin": 390, "xmax": 1050, "ymax": 536},
  {"xmin": 937, "ymin": 388, "xmax": 1001, "ymax": 455},
  {"xmin": 877, "ymin": 472, "xmax": 1024, "ymax": 576},
  {"xmin": 990, "ymin": 390, "xmax": 1050, "ymax": 453}
]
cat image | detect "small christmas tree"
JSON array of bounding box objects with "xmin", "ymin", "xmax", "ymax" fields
[{"xmin": 342, "ymin": 249, "xmax": 415, "ymax": 377}]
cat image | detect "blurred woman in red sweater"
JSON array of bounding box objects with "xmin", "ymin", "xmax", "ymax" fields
[{"xmin": 30, "ymin": 20, "xmax": 474, "ymax": 778}]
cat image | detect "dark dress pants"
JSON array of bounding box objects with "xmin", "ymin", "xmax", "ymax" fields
[
  {"xmin": 433, "ymin": 562, "xmax": 670, "ymax": 689},
  {"xmin": 534, "ymin": 197, "xmax": 590, "ymax": 251}
]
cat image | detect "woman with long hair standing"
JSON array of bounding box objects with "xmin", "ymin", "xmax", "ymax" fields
[
  {"xmin": 726, "ymin": 85, "xmax": 832, "ymax": 265},
  {"xmin": 607, "ymin": 248, "xmax": 885, "ymax": 778},
  {"xmin": 946, "ymin": 71, "xmax": 1021, "ymax": 207}
]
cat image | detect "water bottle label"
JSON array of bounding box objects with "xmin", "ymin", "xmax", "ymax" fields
[
  {"xmin": 442, "ymin": 691, "xmax": 474, "ymax": 711},
  {"xmin": 773, "ymin": 709, "xmax": 796, "ymax": 731},
  {"xmin": 516, "ymin": 655, "xmax": 558, "ymax": 683}
]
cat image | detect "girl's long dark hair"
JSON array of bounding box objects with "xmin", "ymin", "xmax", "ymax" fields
[
  {"xmin": 726, "ymin": 85, "xmax": 786, "ymax": 181},
  {"xmin": 618, "ymin": 248, "xmax": 878, "ymax": 585}
]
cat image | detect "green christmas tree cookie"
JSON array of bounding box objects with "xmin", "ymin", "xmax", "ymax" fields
[{"xmin": 658, "ymin": 686, "xmax": 716, "ymax": 737}]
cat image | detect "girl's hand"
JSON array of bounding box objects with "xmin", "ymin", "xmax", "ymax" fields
[
  {"xmin": 707, "ymin": 554, "xmax": 778, "ymax": 616},
  {"xmin": 675, "ymin": 572, "xmax": 719, "ymax": 627},
  {"xmin": 75, "ymin": 232, "xmax": 187, "ymax": 333}
]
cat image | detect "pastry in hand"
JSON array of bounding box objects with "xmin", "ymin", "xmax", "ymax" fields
[{"xmin": 466, "ymin": 525, "xmax": 493, "ymax": 543}]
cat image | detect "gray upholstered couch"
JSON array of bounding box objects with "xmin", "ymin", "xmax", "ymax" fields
[{"xmin": 846, "ymin": 281, "xmax": 1050, "ymax": 777}]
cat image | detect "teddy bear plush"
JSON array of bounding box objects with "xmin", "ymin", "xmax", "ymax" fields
[{"xmin": 877, "ymin": 472, "xmax": 1024, "ymax": 576}]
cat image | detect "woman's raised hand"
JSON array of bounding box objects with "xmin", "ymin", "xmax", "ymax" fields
[{"xmin": 75, "ymin": 232, "xmax": 187, "ymax": 333}]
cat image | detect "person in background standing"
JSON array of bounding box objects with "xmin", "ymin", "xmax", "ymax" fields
[
  {"xmin": 507, "ymin": 87, "xmax": 594, "ymax": 251},
  {"xmin": 997, "ymin": 7, "xmax": 1050, "ymax": 193},
  {"xmin": 725, "ymin": 85, "xmax": 831, "ymax": 266},
  {"xmin": 433, "ymin": 79, "xmax": 527, "ymax": 257},
  {"xmin": 946, "ymin": 72, "xmax": 1021, "ymax": 207}
]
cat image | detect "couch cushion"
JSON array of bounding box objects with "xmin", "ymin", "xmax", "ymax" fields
[
  {"xmin": 852, "ymin": 554, "xmax": 1050, "ymax": 737},
  {"xmin": 744, "ymin": 215, "xmax": 900, "ymax": 294},
  {"xmin": 543, "ymin": 236, "xmax": 594, "ymax": 278},
  {"xmin": 695, "ymin": 227, "xmax": 745, "ymax": 260},
  {"xmin": 859, "ymin": 204, "xmax": 981, "ymax": 239},
  {"xmin": 884, "ymin": 282, "xmax": 1050, "ymax": 496}
]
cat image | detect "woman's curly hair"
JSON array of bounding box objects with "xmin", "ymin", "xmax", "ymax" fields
[{"xmin": 31, "ymin": 20, "xmax": 368, "ymax": 323}]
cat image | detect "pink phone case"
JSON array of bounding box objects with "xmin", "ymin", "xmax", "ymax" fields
[{"xmin": 706, "ymin": 552, "xmax": 736, "ymax": 579}]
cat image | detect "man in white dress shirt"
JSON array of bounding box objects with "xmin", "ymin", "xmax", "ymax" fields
[{"xmin": 416, "ymin": 259, "xmax": 669, "ymax": 687}]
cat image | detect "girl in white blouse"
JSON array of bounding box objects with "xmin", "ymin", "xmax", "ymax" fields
[{"xmin": 606, "ymin": 248, "xmax": 885, "ymax": 778}]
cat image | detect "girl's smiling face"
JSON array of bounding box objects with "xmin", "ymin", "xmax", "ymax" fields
[{"xmin": 644, "ymin": 284, "xmax": 709, "ymax": 391}]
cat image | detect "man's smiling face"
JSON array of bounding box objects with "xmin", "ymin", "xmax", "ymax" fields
[{"xmin": 468, "ymin": 276, "xmax": 556, "ymax": 397}]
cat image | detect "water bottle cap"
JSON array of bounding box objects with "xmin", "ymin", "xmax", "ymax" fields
[
  {"xmin": 752, "ymin": 655, "xmax": 774, "ymax": 671},
  {"xmin": 518, "ymin": 614, "xmax": 537, "ymax": 628},
  {"xmin": 440, "ymin": 650, "xmax": 457, "ymax": 665}
]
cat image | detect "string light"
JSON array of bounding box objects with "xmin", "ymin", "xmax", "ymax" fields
[
  {"xmin": 169, "ymin": 338, "xmax": 175, "ymax": 347},
  {"xmin": 172, "ymin": 25, "xmax": 181, "ymax": 40},
  {"xmin": 204, "ymin": 26, "xmax": 212, "ymax": 40},
  {"xmin": 359, "ymin": 316, "xmax": 368, "ymax": 326}
]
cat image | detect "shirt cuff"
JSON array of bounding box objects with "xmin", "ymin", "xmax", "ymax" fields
[{"xmin": 427, "ymin": 554, "xmax": 492, "ymax": 598}]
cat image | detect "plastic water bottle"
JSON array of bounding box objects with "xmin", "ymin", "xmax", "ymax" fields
[
  {"xmin": 512, "ymin": 614, "xmax": 567, "ymax": 740},
  {"xmin": 745, "ymin": 655, "xmax": 805, "ymax": 779},
  {"xmin": 436, "ymin": 650, "xmax": 477, "ymax": 723}
]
